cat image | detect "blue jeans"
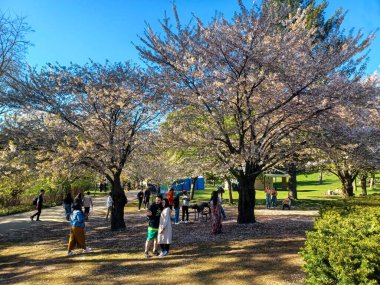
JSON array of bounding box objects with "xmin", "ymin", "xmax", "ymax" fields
[
  {"xmin": 271, "ymin": 196, "xmax": 278, "ymax": 207},
  {"xmin": 174, "ymin": 208, "xmax": 180, "ymax": 223},
  {"xmin": 220, "ymin": 206, "xmax": 227, "ymax": 219},
  {"xmin": 265, "ymin": 194, "xmax": 271, "ymax": 208},
  {"xmin": 64, "ymin": 203, "xmax": 72, "ymax": 220}
]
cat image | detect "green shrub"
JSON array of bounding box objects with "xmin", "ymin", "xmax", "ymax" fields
[{"xmin": 301, "ymin": 206, "xmax": 380, "ymax": 285}]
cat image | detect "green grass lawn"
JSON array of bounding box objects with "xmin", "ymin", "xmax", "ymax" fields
[{"xmin": 186, "ymin": 172, "xmax": 380, "ymax": 209}]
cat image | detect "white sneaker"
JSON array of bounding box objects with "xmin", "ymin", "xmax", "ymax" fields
[
  {"xmin": 159, "ymin": 251, "xmax": 167, "ymax": 257},
  {"xmin": 184, "ymin": 221, "xmax": 188, "ymax": 223},
  {"xmin": 68, "ymin": 251, "xmax": 74, "ymax": 256},
  {"xmin": 83, "ymin": 247, "xmax": 92, "ymax": 253},
  {"xmin": 174, "ymin": 222, "xmax": 179, "ymax": 225}
]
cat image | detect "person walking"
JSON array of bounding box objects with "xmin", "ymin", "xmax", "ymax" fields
[
  {"xmin": 63, "ymin": 192, "xmax": 73, "ymax": 221},
  {"xmin": 210, "ymin": 191, "xmax": 222, "ymax": 234},
  {"xmin": 30, "ymin": 189, "xmax": 45, "ymax": 221},
  {"xmin": 105, "ymin": 192, "xmax": 113, "ymax": 221},
  {"xmin": 67, "ymin": 203, "xmax": 92, "ymax": 256},
  {"xmin": 158, "ymin": 198, "xmax": 172, "ymax": 256},
  {"xmin": 144, "ymin": 187, "xmax": 151, "ymax": 209},
  {"xmin": 181, "ymin": 190, "xmax": 190, "ymax": 223},
  {"xmin": 144, "ymin": 195, "xmax": 163, "ymax": 258},
  {"xmin": 82, "ymin": 191, "xmax": 93, "ymax": 221},
  {"xmin": 137, "ymin": 189, "xmax": 144, "ymax": 210}
]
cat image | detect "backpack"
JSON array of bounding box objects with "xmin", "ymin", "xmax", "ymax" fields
[{"xmin": 32, "ymin": 196, "xmax": 38, "ymax": 206}]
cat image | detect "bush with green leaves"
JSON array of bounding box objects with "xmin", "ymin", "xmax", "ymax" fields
[{"xmin": 301, "ymin": 206, "xmax": 380, "ymax": 285}]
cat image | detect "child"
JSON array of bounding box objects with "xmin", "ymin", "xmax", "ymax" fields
[
  {"xmin": 158, "ymin": 198, "xmax": 172, "ymax": 256},
  {"xmin": 82, "ymin": 191, "xmax": 93, "ymax": 221},
  {"xmin": 67, "ymin": 204, "xmax": 91, "ymax": 256}
]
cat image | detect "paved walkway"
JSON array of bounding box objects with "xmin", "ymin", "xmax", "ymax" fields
[{"xmin": 0, "ymin": 191, "xmax": 139, "ymax": 234}]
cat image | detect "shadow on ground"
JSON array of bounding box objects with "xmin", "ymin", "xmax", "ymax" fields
[{"xmin": 0, "ymin": 205, "xmax": 314, "ymax": 285}]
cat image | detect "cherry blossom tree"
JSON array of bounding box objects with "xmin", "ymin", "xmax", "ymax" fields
[
  {"xmin": 8, "ymin": 62, "xmax": 164, "ymax": 230},
  {"xmin": 137, "ymin": 1, "xmax": 375, "ymax": 223},
  {"xmin": 307, "ymin": 75, "xmax": 380, "ymax": 196},
  {"xmin": 0, "ymin": 12, "xmax": 31, "ymax": 112}
]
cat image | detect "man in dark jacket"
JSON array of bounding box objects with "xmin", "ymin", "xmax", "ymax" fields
[
  {"xmin": 30, "ymin": 189, "xmax": 45, "ymax": 221},
  {"xmin": 144, "ymin": 195, "xmax": 163, "ymax": 258},
  {"xmin": 137, "ymin": 189, "xmax": 144, "ymax": 210},
  {"xmin": 144, "ymin": 188, "xmax": 151, "ymax": 209}
]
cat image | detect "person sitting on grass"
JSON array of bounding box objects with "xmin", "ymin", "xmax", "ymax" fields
[
  {"xmin": 282, "ymin": 196, "xmax": 291, "ymax": 210},
  {"xmin": 67, "ymin": 203, "xmax": 92, "ymax": 256}
]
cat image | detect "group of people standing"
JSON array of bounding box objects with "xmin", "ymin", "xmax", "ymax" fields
[
  {"xmin": 144, "ymin": 195, "xmax": 172, "ymax": 258},
  {"xmin": 30, "ymin": 185, "xmax": 226, "ymax": 258},
  {"xmin": 143, "ymin": 186, "xmax": 225, "ymax": 258},
  {"xmin": 264, "ymin": 187, "xmax": 278, "ymax": 209},
  {"xmin": 63, "ymin": 192, "xmax": 93, "ymax": 221}
]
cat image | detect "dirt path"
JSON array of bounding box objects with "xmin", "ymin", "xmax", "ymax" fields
[{"xmin": 0, "ymin": 191, "xmax": 139, "ymax": 237}]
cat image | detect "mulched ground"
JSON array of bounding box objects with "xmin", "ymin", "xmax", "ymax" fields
[
  {"xmin": 0, "ymin": 204, "xmax": 317, "ymax": 285},
  {"xmin": 0, "ymin": 206, "xmax": 316, "ymax": 248}
]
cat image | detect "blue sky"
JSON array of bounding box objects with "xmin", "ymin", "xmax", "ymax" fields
[{"xmin": 1, "ymin": 0, "xmax": 379, "ymax": 73}]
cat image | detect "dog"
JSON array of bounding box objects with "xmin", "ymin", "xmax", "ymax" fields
[{"xmin": 190, "ymin": 203, "xmax": 210, "ymax": 221}]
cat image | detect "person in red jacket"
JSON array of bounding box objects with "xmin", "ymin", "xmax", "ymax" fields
[{"xmin": 167, "ymin": 188, "xmax": 174, "ymax": 209}]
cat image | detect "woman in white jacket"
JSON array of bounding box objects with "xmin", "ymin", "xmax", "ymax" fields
[{"xmin": 158, "ymin": 198, "xmax": 172, "ymax": 256}]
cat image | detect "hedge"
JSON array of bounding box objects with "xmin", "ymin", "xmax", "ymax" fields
[{"xmin": 301, "ymin": 206, "xmax": 380, "ymax": 285}]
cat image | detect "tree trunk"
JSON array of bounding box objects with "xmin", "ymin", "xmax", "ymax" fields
[
  {"xmin": 237, "ymin": 165, "xmax": 258, "ymax": 223},
  {"xmin": 287, "ymin": 163, "xmax": 297, "ymax": 199},
  {"xmin": 370, "ymin": 173, "xmax": 375, "ymax": 189},
  {"xmin": 319, "ymin": 168, "xmax": 323, "ymax": 184},
  {"xmin": 338, "ymin": 171, "xmax": 356, "ymax": 197},
  {"xmin": 360, "ymin": 174, "xmax": 367, "ymax": 196},
  {"xmin": 226, "ymin": 177, "xmax": 233, "ymax": 204},
  {"xmin": 110, "ymin": 173, "xmax": 127, "ymax": 231},
  {"xmin": 190, "ymin": 177, "xmax": 198, "ymax": 200}
]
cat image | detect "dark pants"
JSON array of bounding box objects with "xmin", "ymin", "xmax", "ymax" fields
[
  {"xmin": 138, "ymin": 198, "xmax": 143, "ymax": 210},
  {"xmin": 64, "ymin": 203, "xmax": 72, "ymax": 220},
  {"xmin": 282, "ymin": 204, "xmax": 291, "ymax": 210},
  {"xmin": 160, "ymin": 244, "xmax": 170, "ymax": 253},
  {"xmin": 144, "ymin": 197, "xmax": 150, "ymax": 208},
  {"xmin": 31, "ymin": 208, "xmax": 42, "ymax": 220},
  {"xmin": 182, "ymin": 206, "xmax": 189, "ymax": 221},
  {"xmin": 84, "ymin": 207, "xmax": 90, "ymax": 219}
]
